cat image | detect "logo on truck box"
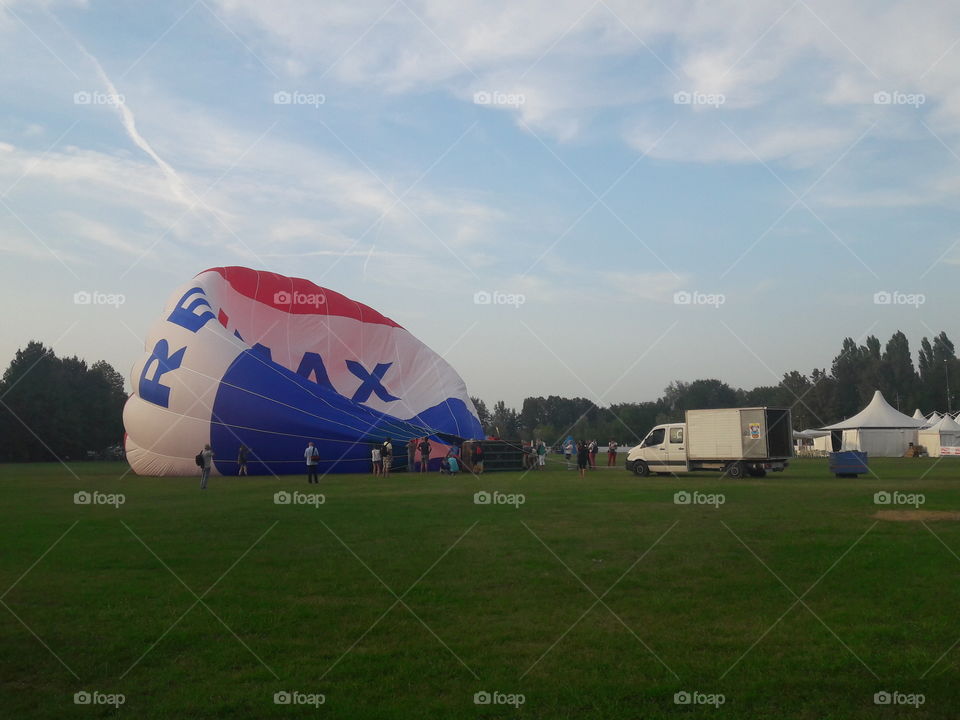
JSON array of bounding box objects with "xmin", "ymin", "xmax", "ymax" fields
[{"xmin": 748, "ymin": 422, "xmax": 761, "ymax": 439}]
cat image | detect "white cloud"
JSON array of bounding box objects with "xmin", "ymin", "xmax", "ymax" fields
[
  {"xmin": 58, "ymin": 211, "xmax": 148, "ymax": 255},
  {"xmin": 206, "ymin": 0, "xmax": 960, "ymax": 162}
]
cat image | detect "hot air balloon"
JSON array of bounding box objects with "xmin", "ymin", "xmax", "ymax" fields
[{"xmin": 123, "ymin": 267, "xmax": 483, "ymax": 476}]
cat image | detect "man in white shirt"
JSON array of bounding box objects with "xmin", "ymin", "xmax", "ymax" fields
[
  {"xmin": 200, "ymin": 444, "xmax": 214, "ymax": 489},
  {"xmin": 305, "ymin": 441, "xmax": 319, "ymax": 483}
]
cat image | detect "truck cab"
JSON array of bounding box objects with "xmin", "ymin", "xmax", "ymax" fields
[{"xmin": 625, "ymin": 423, "xmax": 689, "ymax": 475}]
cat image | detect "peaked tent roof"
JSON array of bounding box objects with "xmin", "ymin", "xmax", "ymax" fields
[
  {"xmin": 923, "ymin": 414, "xmax": 960, "ymax": 433},
  {"xmin": 912, "ymin": 409, "xmax": 926, "ymax": 420},
  {"xmin": 821, "ymin": 390, "xmax": 928, "ymax": 430},
  {"xmin": 794, "ymin": 429, "xmax": 830, "ymax": 439},
  {"xmin": 928, "ymin": 411, "xmax": 943, "ymax": 422}
]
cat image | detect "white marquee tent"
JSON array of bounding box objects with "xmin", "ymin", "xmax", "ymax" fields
[
  {"xmin": 918, "ymin": 414, "xmax": 960, "ymax": 457},
  {"xmin": 820, "ymin": 390, "xmax": 927, "ymax": 457},
  {"xmin": 793, "ymin": 429, "xmax": 833, "ymax": 454},
  {"xmin": 912, "ymin": 409, "xmax": 926, "ymax": 421}
]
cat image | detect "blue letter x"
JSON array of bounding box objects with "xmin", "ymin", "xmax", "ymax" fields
[{"xmin": 346, "ymin": 361, "xmax": 399, "ymax": 403}]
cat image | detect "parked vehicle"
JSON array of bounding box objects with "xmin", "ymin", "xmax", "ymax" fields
[{"xmin": 625, "ymin": 407, "xmax": 793, "ymax": 478}]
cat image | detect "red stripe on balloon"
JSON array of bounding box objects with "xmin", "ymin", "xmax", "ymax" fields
[{"xmin": 198, "ymin": 266, "xmax": 403, "ymax": 328}]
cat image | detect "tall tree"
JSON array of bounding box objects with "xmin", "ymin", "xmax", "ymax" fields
[
  {"xmin": 880, "ymin": 331, "xmax": 918, "ymax": 411},
  {"xmin": 0, "ymin": 342, "xmax": 127, "ymax": 461},
  {"xmin": 662, "ymin": 379, "xmax": 737, "ymax": 419},
  {"xmin": 490, "ymin": 400, "xmax": 521, "ymax": 438},
  {"xmin": 470, "ymin": 396, "xmax": 490, "ymax": 433},
  {"xmin": 831, "ymin": 337, "xmax": 869, "ymax": 420},
  {"xmin": 931, "ymin": 332, "xmax": 958, "ymax": 412}
]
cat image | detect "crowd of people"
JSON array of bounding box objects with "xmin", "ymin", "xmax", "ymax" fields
[{"xmin": 197, "ymin": 436, "xmax": 625, "ymax": 488}]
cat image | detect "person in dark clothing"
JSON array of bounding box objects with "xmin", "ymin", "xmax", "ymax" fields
[
  {"xmin": 237, "ymin": 444, "xmax": 249, "ymax": 476},
  {"xmin": 418, "ymin": 438, "xmax": 431, "ymax": 473},
  {"xmin": 577, "ymin": 440, "xmax": 589, "ymax": 479}
]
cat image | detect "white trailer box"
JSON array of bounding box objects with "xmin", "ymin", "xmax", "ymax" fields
[
  {"xmin": 686, "ymin": 408, "xmax": 793, "ymax": 461},
  {"xmin": 625, "ymin": 407, "xmax": 793, "ymax": 478}
]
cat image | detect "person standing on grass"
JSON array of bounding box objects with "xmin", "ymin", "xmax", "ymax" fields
[
  {"xmin": 577, "ymin": 440, "xmax": 589, "ymax": 479},
  {"xmin": 200, "ymin": 444, "xmax": 214, "ymax": 489},
  {"xmin": 537, "ymin": 439, "xmax": 547, "ymax": 470},
  {"xmin": 305, "ymin": 441, "xmax": 319, "ymax": 484},
  {"xmin": 472, "ymin": 442, "xmax": 484, "ymax": 474},
  {"xmin": 382, "ymin": 438, "xmax": 393, "ymax": 477},
  {"xmin": 564, "ymin": 439, "xmax": 575, "ymax": 469},
  {"xmin": 588, "ymin": 439, "xmax": 598, "ymax": 469},
  {"xmin": 371, "ymin": 443, "xmax": 383, "ymax": 477},
  {"xmin": 237, "ymin": 444, "xmax": 248, "ymax": 476},
  {"xmin": 418, "ymin": 437, "xmax": 431, "ymax": 473},
  {"xmin": 407, "ymin": 438, "xmax": 417, "ymax": 473},
  {"xmin": 607, "ymin": 439, "xmax": 618, "ymax": 466}
]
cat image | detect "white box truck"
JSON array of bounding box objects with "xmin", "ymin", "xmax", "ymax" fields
[{"xmin": 625, "ymin": 407, "xmax": 793, "ymax": 478}]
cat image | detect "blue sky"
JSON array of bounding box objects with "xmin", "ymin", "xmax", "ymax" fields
[{"xmin": 1, "ymin": 0, "xmax": 959, "ymax": 408}]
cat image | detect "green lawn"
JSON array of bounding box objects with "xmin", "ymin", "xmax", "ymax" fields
[{"xmin": 2, "ymin": 457, "xmax": 960, "ymax": 718}]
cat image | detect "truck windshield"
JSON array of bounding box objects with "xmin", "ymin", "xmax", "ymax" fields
[{"xmin": 644, "ymin": 428, "xmax": 665, "ymax": 447}]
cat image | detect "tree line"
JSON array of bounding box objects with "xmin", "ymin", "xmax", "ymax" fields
[
  {"xmin": 0, "ymin": 341, "xmax": 127, "ymax": 461},
  {"xmin": 472, "ymin": 330, "xmax": 960, "ymax": 445},
  {"xmin": 0, "ymin": 329, "xmax": 956, "ymax": 461}
]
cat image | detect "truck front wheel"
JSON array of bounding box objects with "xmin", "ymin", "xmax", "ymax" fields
[
  {"xmin": 726, "ymin": 462, "xmax": 744, "ymax": 479},
  {"xmin": 633, "ymin": 460, "xmax": 650, "ymax": 477}
]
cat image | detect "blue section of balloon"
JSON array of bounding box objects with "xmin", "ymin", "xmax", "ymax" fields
[
  {"xmin": 210, "ymin": 349, "xmax": 440, "ymax": 475},
  {"xmin": 408, "ymin": 400, "xmax": 484, "ymax": 441}
]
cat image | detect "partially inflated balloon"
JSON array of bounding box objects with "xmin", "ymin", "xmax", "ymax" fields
[{"xmin": 123, "ymin": 267, "xmax": 483, "ymax": 475}]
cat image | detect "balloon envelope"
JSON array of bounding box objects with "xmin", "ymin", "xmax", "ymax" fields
[{"xmin": 123, "ymin": 267, "xmax": 483, "ymax": 475}]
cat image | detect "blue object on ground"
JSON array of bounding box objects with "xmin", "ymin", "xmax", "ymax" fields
[{"xmin": 829, "ymin": 450, "xmax": 869, "ymax": 477}]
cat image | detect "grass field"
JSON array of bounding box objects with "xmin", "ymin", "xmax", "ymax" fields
[{"xmin": 2, "ymin": 457, "xmax": 960, "ymax": 718}]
